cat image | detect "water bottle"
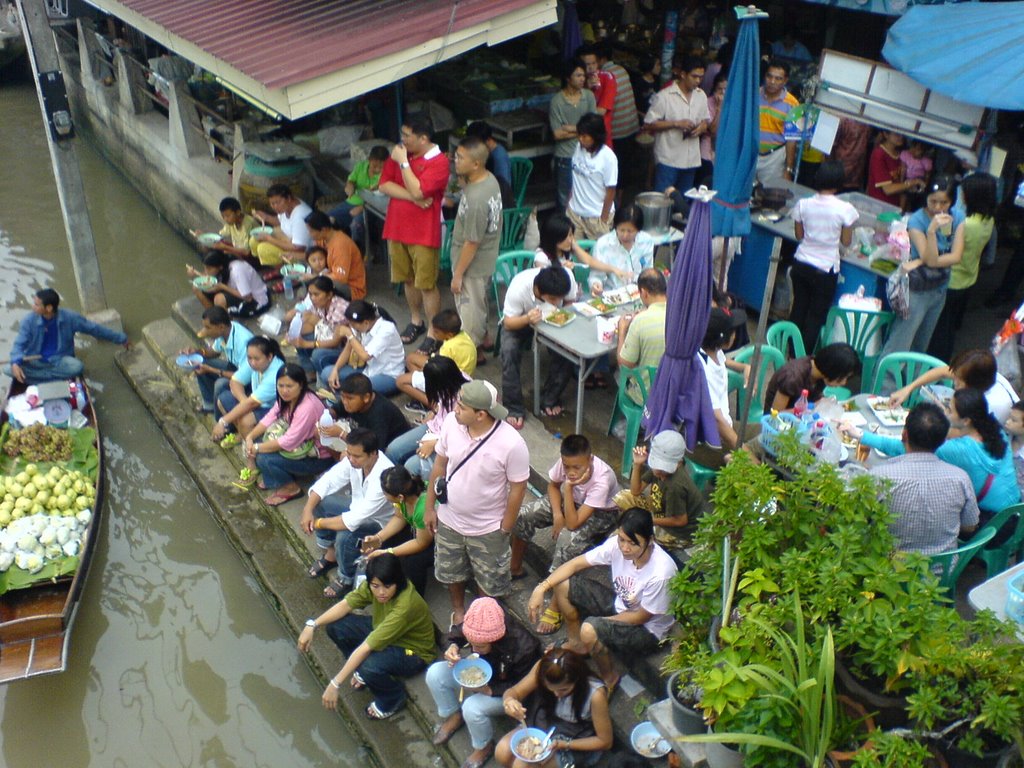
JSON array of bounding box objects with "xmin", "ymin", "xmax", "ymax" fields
[
  {"xmin": 353, "ymin": 555, "xmax": 368, "ymax": 588},
  {"xmin": 793, "ymin": 389, "xmax": 810, "ymax": 419},
  {"xmin": 318, "ymin": 410, "xmax": 346, "ymax": 452},
  {"xmin": 287, "ymin": 313, "xmax": 303, "ymax": 340},
  {"xmin": 283, "ymin": 273, "xmax": 294, "ymax": 300}
]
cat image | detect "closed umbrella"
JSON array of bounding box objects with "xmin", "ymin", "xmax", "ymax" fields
[
  {"xmin": 561, "ymin": 1, "xmax": 582, "ymax": 61},
  {"xmin": 883, "ymin": 2, "xmax": 1024, "ymax": 111},
  {"xmin": 642, "ymin": 189, "xmax": 720, "ymax": 449}
]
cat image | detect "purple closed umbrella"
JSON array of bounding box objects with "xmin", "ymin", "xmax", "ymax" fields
[
  {"xmin": 642, "ymin": 193, "xmax": 720, "ymax": 449},
  {"xmin": 561, "ymin": 1, "xmax": 582, "ymax": 61}
]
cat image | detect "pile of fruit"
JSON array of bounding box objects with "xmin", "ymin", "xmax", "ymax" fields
[
  {"xmin": 3, "ymin": 424, "xmax": 73, "ymax": 463},
  {"xmin": 0, "ymin": 464, "xmax": 95, "ymax": 575}
]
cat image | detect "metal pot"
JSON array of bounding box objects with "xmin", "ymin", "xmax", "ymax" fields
[
  {"xmin": 755, "ymin": 186, "xmax": 793, "ymax": 211},
  {"xmin": 636, "ymin": 191, "xmax": 673, "ymax": 235}
]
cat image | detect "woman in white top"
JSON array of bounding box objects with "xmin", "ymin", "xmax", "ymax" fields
[
  {"xmin": 787, "ymin": 160, "xmax": 858, "ymax": 353},
  {"xmin": 533, "ymin": 213, "xmax": 628, "ymax": 290},
  {"xmin": 190, "ymin": 251, "xmax": 270, "ymax": 318},
  {"xmin": 567, "ymin": 113, "xmax": 618, "ymax": 240},
  {"xmin": 587, "ymin": 204, "xmax": 655, "ymax": 294},
  {"xmin": 327, "ymin": 300, "xmax": 406, "ymax": 396}
]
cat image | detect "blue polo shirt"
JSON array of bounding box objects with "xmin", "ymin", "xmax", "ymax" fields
[
  {"xmin": 211, "ymin": 322, "xmax": 254, "ymax": 368},
  {"xmin": 231, "ymin": 356, "xmax": 284, "ymax": 406}
]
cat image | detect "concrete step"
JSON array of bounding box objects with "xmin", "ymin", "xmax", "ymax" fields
[{"xmin": 115, "ymin": 342, "xmax": 452, "ymax": 768}]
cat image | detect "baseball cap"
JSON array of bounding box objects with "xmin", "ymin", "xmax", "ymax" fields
[
  {"xmin": 704, "ymin": 307, "xmax": 748, "ymax": 344},
  {"xmin": 459, "ymin": 380, "xmax": 508, "ymax": 421},
  {"xmin": 648, "ymin": 430, "xmax": 687, "ymax": 473}
]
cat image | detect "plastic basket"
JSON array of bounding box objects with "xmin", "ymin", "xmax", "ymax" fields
[
  {"xmin": 759, "ymin": 412, "xmax": 807, "ymax": 457},
  {"xmin": 1006, "ymin": 571, "xmax": 1024, "ymax": 625}
]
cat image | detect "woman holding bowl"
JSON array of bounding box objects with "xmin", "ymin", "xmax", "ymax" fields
[
  {"xmin": 188, "ymin": 251, "xmax": 269, "ymax": 318},
  {"xmin": 243, "ymin": 362, "xmax": 334, "ymax": 505},
  {"xmin": 289, "ymin": 275, "xmax": 349, "ymax": 380}
]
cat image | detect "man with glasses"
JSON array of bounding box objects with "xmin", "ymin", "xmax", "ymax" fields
[
  {"xmin": 424, "ymin": 381, "xmax": 530, "ymax": 624},
  {"xmin": 379, "ymin": 115, "xmax": 451, "ymax": 348}
]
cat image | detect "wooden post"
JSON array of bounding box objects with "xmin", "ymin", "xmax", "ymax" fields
[{"xmin": 16, "ymin": 0, "xmax": 116, "ymax": 323}]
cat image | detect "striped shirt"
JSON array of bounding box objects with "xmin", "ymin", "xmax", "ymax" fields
[
  {"xmin": 759, "ymin": 88, "xmax": 799, "ymax": 154},
  {"xmin": 603, "ymin": 61, "xmax": 639, "ymax": 140}
]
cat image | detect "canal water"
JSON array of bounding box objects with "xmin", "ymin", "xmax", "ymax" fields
[{"xmin": 0, "ymin": 73, "xmax": 363, "ymax": 765}]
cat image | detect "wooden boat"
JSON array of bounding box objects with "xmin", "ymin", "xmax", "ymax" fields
[{"xmin": 0, "ymin": 378, "xmax": 104, "ymax": 683}]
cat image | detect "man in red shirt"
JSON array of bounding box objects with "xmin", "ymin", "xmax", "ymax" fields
[
  {"xmin": 379, "ymin": 116, "xmax": 451, "ymax": 345},
  {"xmin": 577, "ymin": 44, "xmax": 615, "ymax": 148}
]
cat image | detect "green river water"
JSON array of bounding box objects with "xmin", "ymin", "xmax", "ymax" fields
[{"xmin": 0, "ymin": 72, "xmax": 364, "ymax": 766}]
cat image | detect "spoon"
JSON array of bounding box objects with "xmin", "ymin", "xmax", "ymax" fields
[{"xmin": 539, "ymin": 726, "xmax": 556, "ymax": 754}]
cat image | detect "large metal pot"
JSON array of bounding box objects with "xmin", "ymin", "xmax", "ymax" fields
[
  {"xmin": 635, "ymin": 191, "xmax": 673, "ymax": 235},
  {"xmin": 754, "ymin": 186, "xmax": 793, "ymax": 211}
]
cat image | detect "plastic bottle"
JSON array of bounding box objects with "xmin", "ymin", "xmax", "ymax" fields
[
  {"xmin": 283, "ymin": 273, "xmax": 294, "ymax": 300},
  {"xmin": 287, "ymin": 313, "xmax": 303, "ymax": 340},
  {"xmin": 353, "ymin": 555, "xmax": 368, "ymax": 588},
  {"xmin": 318, "ymin": 410, "xmax": 346, "ymax": 452},
  {"xmin": 793, "ymin": 389, "xmax": 809, "ymax": 419}
]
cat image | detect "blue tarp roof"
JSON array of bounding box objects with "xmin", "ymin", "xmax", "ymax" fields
[{"xmin": 883, "ymin": 1, "xmax": 1024, "ymax": 110}]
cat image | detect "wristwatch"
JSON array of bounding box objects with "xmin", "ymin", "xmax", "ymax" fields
[
  {"xmin": 305, "ymin": 618, "xmax": 318, "ymax": 629},
  {"xmin": 400, "ymin": 161, "xmax": 410, "ymax": 169}
]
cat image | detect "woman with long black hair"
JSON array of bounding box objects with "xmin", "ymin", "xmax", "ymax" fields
[{"xmin": 386, "ymin": 355, "xmax": 466, "ymax": 469}]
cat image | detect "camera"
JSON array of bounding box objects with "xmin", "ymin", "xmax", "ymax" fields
[{"xmin": 434, "ymin": 477, "xmax": 449, "ymax": 505}]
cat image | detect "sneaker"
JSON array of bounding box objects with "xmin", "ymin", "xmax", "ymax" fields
[{"xmin": 404, "ymin": 400, "xmax": 429, "ymax": 415}]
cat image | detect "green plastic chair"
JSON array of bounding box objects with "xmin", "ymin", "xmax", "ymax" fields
[
  {"xmin": 499, "ymin": 206, "xmax": 532, "ymax": 254},
  {"xmin": 871, "ymin": 352, "xmax": 948, "ymax": 405},
  {"xmin": 577, "ymin": 239, "xmax": 596, "ymax": 253},
  {"xmin": 817, "ymin": 307, "xmax": 895, "ymax": 390},
  {"xmin": 492, "ymin": 250, "xmax": 536, "ymax": 355},
  {"xmin": 728, "ymin": 344, "xmax": 786, "ymax": 420},
  {"xmin": 823, "ymin": 386, "xmax": 853, "ymax": 401},
  {"xmin": 974, "ymin": 503, "xmax": 1024, "ymax": 578},
  {"xmin": 766, "ymin": 321, "xmax": 805, "ymax": 361},
  {"xmin": 929, "ymin": 527, "xmax": 996, "ymax": 599},
  {"xmin": 607, "ymin": 366, "xmax": 658, "ymax": 478},
  {"xmin": 438, "ymin": 218, "xmax": 455, "ymax": 274},
  {"xmin": 510, "ymin": 157, "xmax": 533, "ymax": 207},
  {"xmin": 687, "ymin": 458, "xmax": 717, "ymax": 493}
]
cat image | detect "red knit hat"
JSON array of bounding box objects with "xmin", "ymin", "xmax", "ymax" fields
[{"xmin": 463, "ymin": 597, "xmax": 506, "ymax": 644}]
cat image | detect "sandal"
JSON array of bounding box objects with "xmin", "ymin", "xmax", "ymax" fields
[
  {"xmin": 540, "ymin": 405, "xmax": 564, "ymax": 418},
  {"xmin": 584, "ymin": 373, "xmax": 609, "ymax": 390},
  {"xmin": 219, "ymin": 433, "xmax": 239, "ymax": 449},
  {"xmin": 366, "ymin": 701, "xmax": 400, "ymax": 720},
  {"xmin": 234, "ymin": 468, "xmax": 259, "ymax": 488},
  {"xmin": 535, "ymin": 608, "xmax": 563, "ymax": 635},
  {"xmin": 264, "ymin": 488, "xmax": 302, "ymax": 506},
  {"xmin": 400, "ymin": 322, "xmax": 426, "ymax": 344},
  {"xmin": 351, "ymin": 671, "xmax": 366, "ymax": 690},
  {"xmin": 505, "ymin": 414, "xmax": 525, "ymax": 430},
  {"xmin": 308, "ymin": 556, "xmax": 337, "ymax": 579},
  {"xmin": 324, "ymin": 578, "xmax": 352, "ymax": 599}
]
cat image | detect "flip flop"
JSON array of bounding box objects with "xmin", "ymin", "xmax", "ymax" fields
[
  {"xmin": 366, "ymin": 701, "xmax": 400, "ymax": 720},
  {"xmin": 505, "ymin": 414, "xmax": 525, "ymax": 430},
  {"xmin": 400, "ymin": 322, "xmax": 426, "ymax": 344},
  {"xmin": 351, "ymin": 671, "xmax": 367, "ymax": 690},
  {"xmin": 535, "ymin": 607, "xmax": 563, "ymax": 635},
  {"xmin": 510, "ymin": 570, "xmax": 529, "ymax": 581},
  {"xmin": 308, "ymin": 556, "xmax": 337, "ymax": 579},
  {"xmin": 219, "ymin": 433, "xmax": 239, "ymax": 449},
  {"xmin": 540, "ymin": 405, "xmax": 564, "ymax": 418},
  {"xmin": 264, "ymin": 488, "xmax": 302, "ymax": 506},
  {"xmin": 234, "ymin": 468, "xmax": 259, "ymax": 488}
]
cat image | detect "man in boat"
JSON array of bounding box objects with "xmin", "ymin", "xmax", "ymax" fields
[{"xmin": 5, "ymin": 288, "xmax": 129, "ymax": 385}]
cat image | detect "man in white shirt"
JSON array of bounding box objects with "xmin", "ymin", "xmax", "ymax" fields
[
  {"xmin": 250, "ymin": 183, "xmax": 313, "ymax": 267},
  {"xmin": 499, "ymin": 266, "xmax": 575, "ymax": 428},
  {"xmin": 644, "ymin": 55, "xmax": 709, "ymax": 205},
  {"xmin": 301, "ymin": 428, "xmax": 394, "ymax": 597}
]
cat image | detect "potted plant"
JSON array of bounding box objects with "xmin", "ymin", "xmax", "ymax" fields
[
  {"xmin": 679, "ymin": 591, "xmax": 838, "ymax": 768},
  {"xmin": 665, "ymin": 663, "xmax": 707, "ymax": 735}
]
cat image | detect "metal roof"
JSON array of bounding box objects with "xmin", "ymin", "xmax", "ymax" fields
[{"xmin": 85, "ymin": 0, "xmax": 557, "ymax": 119}]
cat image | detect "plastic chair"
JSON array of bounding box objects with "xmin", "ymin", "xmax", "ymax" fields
[
  {"xmin": 499, "ymin": 206, "xmax": 532, "ymax": 254},
  {"xmin": 492, "ymin": 250, "xmax": 537, "ymax": 355},
  {"xmin": 728, "ymin": 344, "xmax": 786, "ymax": 420},
  {"xmin": 577, "ymin": 239, "xmax": 596, "ymax": 253},
  {"xmin": 438, "ymin": 219, "xmax": 455, "ymax": 274},
  {"xmin": 974, "ymin": 502, "xmax": 1024, "ymax": 578},
  {"xmin": 871, "ymin": 352, "xmax": 948, "ymax": 404},
  {"xmin": 766, "ymin": 321, "xmax": 805, "ymax": 361},
  {"xmin": 607, "ymin": 366, "xmax": 658, "ymax": 478},
  {"xmin": 817, "ymin": 307, "xmax": 895, "ymax": 390},
  {"xmin": 929, "ymin": 527, "xmax": 996, "ymax": 599},
  {"xmin": 510, "ymin": 157, "xmax": 533, "ymax": 207},
  {"xmin": 687, "ymin": 458, "xmax": 717, "ymax": 493}
]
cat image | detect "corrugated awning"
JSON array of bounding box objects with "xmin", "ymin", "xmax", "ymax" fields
[{"xmin": 83, "ymin": 0, "xmax": 558, "ymax": 119}]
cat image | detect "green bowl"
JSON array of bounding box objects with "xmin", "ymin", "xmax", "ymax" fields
[
  {"xmin": 192, "ymin": 275, "xmax": 217, "ymax": 290},
  {"xmin": 250, "ymin": 226, "xmax": 274, "ymax": 237},
  {"xmin": 280, "ymin": 263, "xmax": 310, "ymax": 277},
  {"xmin": 196, "ymin": 233, "xmax": 222, "ymax": 246}
]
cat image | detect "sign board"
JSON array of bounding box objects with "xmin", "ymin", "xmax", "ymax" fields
[{"xmin": 813, "ymin": 49, "xmax": 985, "ymax": 155}]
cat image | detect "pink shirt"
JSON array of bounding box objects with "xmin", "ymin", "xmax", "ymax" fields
[
  {"xmin": 899, "ymin": 150, "xmax": 933, "ymax": 181},
  {"xmin": 548, "ymin": 456, "xmax": 620, "ymax": 510},
  {"xmin": 260, "ymin": 391, "xmax": 331, "ymax": 458},
  {"xmin": 436, "ymin": 413, "xmax": 530, "ymax": 535}
]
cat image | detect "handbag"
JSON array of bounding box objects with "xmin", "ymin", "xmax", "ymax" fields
[
  {"xmin": 434, "ymin": 422, "xmax": 499, "ymax": 504},
  {"xmin": 886, "ymin": 267, "xmax": 911, "ymax": 320},
  {"xmin": 264, "ymin": 419, "xmax": 317, "ymax": 460}
]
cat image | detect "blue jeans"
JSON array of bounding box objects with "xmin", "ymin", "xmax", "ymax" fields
[
  {"xmin": 216, "ymin": 386, "xmax": 271, "ymax": 428},
  {"xmin": 314, "ymin": 493, "xmax": 383, "ymax": 581},
  {"xmin": 653, "ymin": 163, "xmax": 698, "ymax": 197},
  {"xmin": 195, "ymin": 357, "xmax": 235, "ymax": 411},
  {"xmin": 330, "ymin": 364, "xmax": 398, "ymax": 397},
  {"xmin": 314, "ymin": 348, "xmax": 343, "ymax": 387},
  {"xmin": 4, "ymin": 356, "xmax": 83, "ymax": 385},
  {"xmin": 880, "ymin": 283, "xmax": 949, "ymax": 357},
  {"xmin": 327, "ymin": 200, "xmax": 365, "ymax": 243},
  {"xmin": 426, "ymin": 660, "xmax": 505, "ymax": 749},
  {"xmin": 255, "ymin": 451, "xmax": 333, "ymax": 489},
  {"xmin": 554, "ymin": 156, "xmax": 573, "ymax": 211},
  {"xmin": 405, "ymin": 450, "xmax": 434, "ymax": 480},
  {"xmin": 325, "ymin": 613, "xmax": 427, "ymax": 713},
  {"xmin": 386, "ymin": 424, "xmax": 427, "ymax": 465}
]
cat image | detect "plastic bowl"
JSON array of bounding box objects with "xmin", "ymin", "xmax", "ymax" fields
[
  {"xmin": 43, "ymin": 399, "xmax": 72, "ymax": 428},
  {"xmin": 280, "ymin": 263, "xmax": 310, "ymax": 277},
  {"xmin": 192, "ymin": 275, "xmax": 217, "ymax": 290},
  {"xmin": 510, "ymin": 728, "xmax": 553, "ymax": 764},
  {"xmin": 452, "ymin": 657, "xmax": 493, "ymax": 689},
  {"xmin": 196, "ymin": 232, "xmax": 222, "ymax": 246},
  {"xmin": 175, "ymin": 353, "xmax": 204, "ymax": 369},
  {"xmin": 250, "ymin": 225, "xmax": 274, "ymax": 237},
  {"xmin": 631, "ymin": 721, "xmax": 671, "ymax": 758}
]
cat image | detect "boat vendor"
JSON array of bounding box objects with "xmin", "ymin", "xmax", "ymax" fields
[{"xmin": 5, "ymin": 288, "xmax": 129, "ymax": 385}]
